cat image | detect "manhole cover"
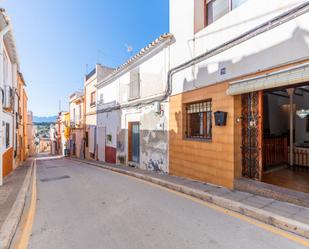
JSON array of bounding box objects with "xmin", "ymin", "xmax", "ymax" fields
[{"xmin": 40, "ymin": 175, "xmax": 70, "ymax": 182}]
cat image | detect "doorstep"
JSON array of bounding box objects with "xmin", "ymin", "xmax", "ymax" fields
[
  {"xmin": 235, "ymin": 178, "xmax": 309, "ymax": 208},
  {"xmin": 69, "ymin": 157, "xmax": 309, "ymax": 239}
]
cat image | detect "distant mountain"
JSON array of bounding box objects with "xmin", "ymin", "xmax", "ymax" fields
[{"xmin": 33, "ymin": 115, "xmax": 57, "ymax": 123}]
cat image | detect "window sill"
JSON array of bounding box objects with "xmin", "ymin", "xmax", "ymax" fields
[
  {"xmin": 183, "ymin": 137, "xmax": 212, "ymax": 143},
  {"xmin": 128, "ymin": 96, "xmax": 140, "ymax": 101}
]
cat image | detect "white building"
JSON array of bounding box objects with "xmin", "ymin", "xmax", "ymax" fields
[
  {"xmin": 96, "ymin": 73, "xmax": 121, "ymax": 164},
  {"xmin": 84, "ymin": 64, "xmax": 113, "ymax": 160},
  {"xmin": 168, "ymin": 0, "xmax": 309, "ymax": 190},
  {"xmin": 49, "ymin": 124, "xmax": 57, "ymax": 155},
  {"xmin": 0, "ymin": 9, "xmax": 19, "ymax": 185},
  {"xmin": 69, "ymin": 91, "xmax": 84, "ymax": 158},
  {"xmin": 96, "ymin": 34, "xmax": 174, "ymax": 172}
]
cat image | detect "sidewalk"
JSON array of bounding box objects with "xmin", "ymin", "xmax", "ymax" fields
[
  {"xmin": 0, "ymin": 161, "xmax": 31, "ymax": 226},
  {"xmin": 0, "ymin": 159, "xmax": 33, "ymax": 249},
  {"xmin": 70, "ymin": 157, "xmax": 309, "ymax": 239}
]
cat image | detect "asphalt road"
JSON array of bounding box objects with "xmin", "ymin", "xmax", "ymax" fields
[{"xmin": 28, "ymin": 159, "xmax": 308, "ymax": 249}]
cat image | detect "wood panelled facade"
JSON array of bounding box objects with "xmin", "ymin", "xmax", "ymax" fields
[
  {"xmin": 169, "ymin": 82, "xmax": 242, "ymax": 189},
  {"xmin": 2, "ymin": 147, "xmax": 13, "ymax": 177}
]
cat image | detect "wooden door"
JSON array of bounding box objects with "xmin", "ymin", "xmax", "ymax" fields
[{"xmin": 128, "ymin": 122, "xmax": 140, "ymax": 163}]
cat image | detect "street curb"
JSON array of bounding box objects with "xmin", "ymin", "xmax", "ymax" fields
[
  {"xmin": 0, "ymin": 159, "xmax": 34, "ymax": 249},
  {"xmin": 70, "ymin": 158, "xmax": 309, "ymax": 239}
]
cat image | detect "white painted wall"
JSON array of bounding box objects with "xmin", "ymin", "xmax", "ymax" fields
[
  {"xmin": 69, "ymin": 94, "xmax": 83, "ymax": 126},
  {"xmin": 97, "ymin": 110, "xmax": 120, "ymax": 149},
  {"xmin": 120, "ymin": 101, "xmax": 169, "ymax": 172},
  {"xmin": 1, "ymin": 42, "xmax": 15, "ymax": 155},
  {"xmin": 96, "ymin": 43, "xmax": 171, "ymax": 168},
  {"xmin": 169, "ymin": 0, "xmax": 309, "ymax": 95},
  {"xmin": 85, "ymin": 64, "xmax": 114, "ymax": 127},
  {"xmin": 117, "ymin": 47, "xmax": 170, "ymax": 104},
  {"xmin": 85, "ymin": 76, "xmax": 96, "ymax": 126},
  {"xmin": 96, "ymin": 70, "xmax": 121, "ymax": 156}
]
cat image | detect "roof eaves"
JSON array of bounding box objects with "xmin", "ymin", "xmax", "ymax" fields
[
  {"xmin": 0, "ymin": 9, "xmax": 19, "ymax": 66},
  {"xmin": 97, "ymin": 33, "xmax": 174, "ymax": 87}
]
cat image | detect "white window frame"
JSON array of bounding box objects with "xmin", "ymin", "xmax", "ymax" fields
[
  {"xmin": 205, "ymin": 0, "xmax": 247, "ymax": 26},
  {"xmin": 129, "ymin": 68, "xmax": 140, "ymax": 101}
]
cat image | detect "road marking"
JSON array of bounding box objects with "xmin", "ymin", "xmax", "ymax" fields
[
  {"xmin": 93, "ymin": 165, "xmax": 309, "ymax": 247},
  {"xmin": 15, "ymin": 159, "xmax": 37, "ymax": 249}
]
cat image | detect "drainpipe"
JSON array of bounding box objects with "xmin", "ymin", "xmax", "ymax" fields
[
  {"xmin": 287, "ymin": 88, "xmax": 294, "ymax": 166},
  {"xmin": 0, "ymin": 23, "xmax": 11, "ymax": 186}
]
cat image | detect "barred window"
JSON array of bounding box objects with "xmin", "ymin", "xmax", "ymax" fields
[{"xmin": 186, "ymin": 100, "xmax": 212, "ymax": 140}]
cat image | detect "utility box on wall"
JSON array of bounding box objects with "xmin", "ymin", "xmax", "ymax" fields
[{"xmin": 214, "ymin": 111, "xmax": 227, "ymax": 126}]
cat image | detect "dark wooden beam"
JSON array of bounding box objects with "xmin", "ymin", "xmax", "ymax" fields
[{"xmin": 268, "ymin": 92, "xmax": 289, "ymax": 98}]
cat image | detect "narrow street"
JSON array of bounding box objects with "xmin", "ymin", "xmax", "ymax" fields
[{"xmin": 26, "ymin": 159, "xmax": 307, "ymax": 249}]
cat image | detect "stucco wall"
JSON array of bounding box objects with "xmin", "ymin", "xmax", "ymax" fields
[
  {"xmin": 169, "ymin": 0, "xmax": 309, "ymax": 96},
  {"xmin": 118, "ymin": 102, "xmax": 169, "ymax": 172},
  {"xmin": 85, "ymin": 76, "xmax": 97, "ymax": 126},
  {"xmin": 118, "ymin": 48, "xmax": 169, "ymax": 104},
  {"xmin": 97, "ymin": 110, "xmax": 120, "ymax": 150}
]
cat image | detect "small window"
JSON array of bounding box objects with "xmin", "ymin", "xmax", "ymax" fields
[
  {"xmin": 206, "ymin": 0, "xmax": 229, "ymax": 25},
  {"xmin": 90, "ymin": 91, "xmax": 96, "ymax": 106},
  {"xmin": 5, "ymin": 122, "xmax": 10, "ymax": 148},
  {"xmin": 185, "ymin": 100, "xmax": 212, "ymax": 140},
  {"xmin": 129, "ymin": 68, "xmax": 140, "ymax": 100},
  {"xmin": 73, "ymin": 108, "xmax": 76, "ymax": 123},
  {"xmin": 205, "ymin": 0, "xmax": 247, "ymax": 26},
  {"xmin": 232, "ymin": 0, "xmax": 247, "ymax": 9}
]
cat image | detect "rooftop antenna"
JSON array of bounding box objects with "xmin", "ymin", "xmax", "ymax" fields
[
  {"xmin": 97, "ymin": 49, "xmax": 102, "ymax": 64},
  {"xmin": 85, "ymin": 64, "xmax": 89, "ymax": 75}
]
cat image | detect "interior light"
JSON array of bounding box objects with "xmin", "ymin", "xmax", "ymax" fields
[{"xmin": 296, "ymin": 109, "xmax": 309, "ymax": 119}]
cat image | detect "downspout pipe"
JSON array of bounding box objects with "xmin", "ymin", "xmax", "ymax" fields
[{"xmin": 97, "ymin": 1, "xmax": 309, "ymax": 115}]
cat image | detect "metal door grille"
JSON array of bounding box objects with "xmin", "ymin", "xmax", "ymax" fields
[{"xmin": 241, "ymin": 91, "xmax": 263, "ymax": 180}]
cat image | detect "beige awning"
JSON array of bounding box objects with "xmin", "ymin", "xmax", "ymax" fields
[{"xmin": 227, "ymin": 62, "xmax": 309, "ymax": 95}]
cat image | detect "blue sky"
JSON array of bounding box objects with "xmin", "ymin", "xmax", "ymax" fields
[{"xmin": 1, "ymin": 0, "xmax": 169, "ymax": 116}]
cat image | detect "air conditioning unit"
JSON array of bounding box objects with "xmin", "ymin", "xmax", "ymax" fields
[{"xmin": 3, "ymin": 85, "xmax": 13, "ymax": 109}]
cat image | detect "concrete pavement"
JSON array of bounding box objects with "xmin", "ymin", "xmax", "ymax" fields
[
  {"xmin": 26, "ymin": 158, "xmax": 309, "ymax": 249},
  {"xmin": 72, "ymin": 157, "xmax": 309, "ymax": 238},
  {"xmin": 0, "ymin": 159, "xmax": 33, "ymax": 249}
]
